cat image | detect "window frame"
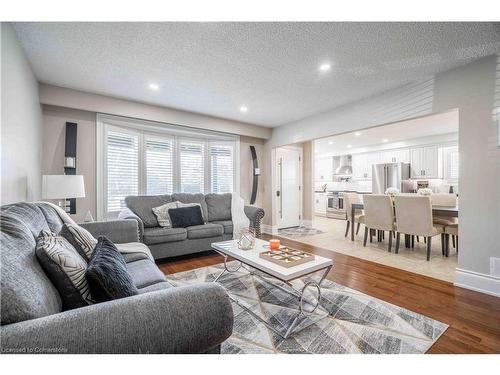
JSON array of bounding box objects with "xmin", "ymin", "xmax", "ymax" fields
[{"xmin": 96, "ymin": 114, "xmax": 240, "ymax": 220}]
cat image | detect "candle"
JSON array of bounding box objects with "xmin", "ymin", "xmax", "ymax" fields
[{"xmin": 269, "ymin": 239, "xmax": 280, "ymax": 250}]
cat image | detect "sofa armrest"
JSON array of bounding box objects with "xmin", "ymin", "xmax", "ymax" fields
[
  {"xmin": 80, "ymin": 219, "xmax": 139, "ymax": 244},
  {"xmin": 0, "ymin": 283, "xmax": 233, "ymax": 354},
  {"xmin": 244, "ymin": 206, "xmax": 265, "ymax": 238},
  {"xmin": 118, "ymin": 208, "xmax": 144, "ymax": 241}
]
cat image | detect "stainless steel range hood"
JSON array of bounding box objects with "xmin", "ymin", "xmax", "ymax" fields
[{"xmin": 334, "ymin": 155, "xmax": 352, "ymax": 175}]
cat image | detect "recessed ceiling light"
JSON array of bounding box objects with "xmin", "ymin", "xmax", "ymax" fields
[
  {"xmin": 382, "ymin": 139, "xmax": 389, "ymax": 143},
  {"xmin": 346, "ymin": 144, "xmax": 352, "ymax": 148},
  {"xmin": 148, "ymin": 83, "xmax": 159, "ymax": 91},
  {"xmin": 240, "ymin": 106, "xmax": 248, "ymax": 113},
  {"xmin": 328, "ymin": 141, "xmax": 334, "ymax": 145},
  {"xmin": 319, "ymin": 62, "xmax": 331, "ymax": 72},
  {"xmin": 355, "ymin": 132, "xmax": 361, "ymax": 136}
]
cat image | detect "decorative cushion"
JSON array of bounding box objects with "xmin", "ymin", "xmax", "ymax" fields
[
  {"xmin": 59, "ymin": 223, "xmax": 97, "ymax": 260},
  {"xmin": 125, "ymin": 195, "xmax": 174, "ymax": 228},
  {"xmin": 152, "ymin": 201, "xmax": 179, "ymax": 227},
  {"xmin": 186, "ymin": 223, "xmax": 224, "ymax": 239},
  {"xmin": 205, "ymin": 193, "xmax": 232, "ymax": 222},
  {"xmin": 177, "ymin": 202, "xmax": 205, "ymax": 222},
  {"xmin": 171, "ymin": 193, "xmax": 208, "ymax": 222},
  {"xmin": 169, "ymin": 206, "xmax": 205, "ymax": 228},
  {"xmin": 35, "ymin": 230, "xmax": 94, "ymax": 310},
  {"xmin": 142, "ymin": 227, "xmax": 187, "ymax": 245},
  {"xmin": 85, "ymin": 236, "xmax": 139, "ymax": 303}
]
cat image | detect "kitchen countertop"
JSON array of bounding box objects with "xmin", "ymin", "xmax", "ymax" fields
[{"xmin": 315, "ymin": 190, "xmax": 372, "ymax": 194}]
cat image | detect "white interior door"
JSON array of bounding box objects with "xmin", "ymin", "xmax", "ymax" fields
[{"xmin": 276, "ymin": 147, "xmax": 302, "ymax": 229}]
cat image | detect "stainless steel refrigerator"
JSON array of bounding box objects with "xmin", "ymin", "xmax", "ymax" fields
[{"xmin": 372, "ymin": 163, "xmax": 411, "ymax": 194}]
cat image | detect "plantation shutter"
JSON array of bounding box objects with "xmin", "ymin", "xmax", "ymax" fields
[
  {"xmin": 179, "ymin": 140, "xmax": 205, "ymax": 193},
  {"xmin": 444, "ymin": 146, "xmax": 459, "ymax": 181},
  {"xmin": 106, "ymin": 130, "xmax": 139, "ymax": 213},
  {"xmin": 210, "ymin": 143, "xmax": 234, "ymax": 193},
  {"xmin": 146, "ymin": 137, "xmax": 174, "ymax": 195}
]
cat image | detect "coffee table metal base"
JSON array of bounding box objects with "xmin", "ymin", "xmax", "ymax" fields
[{"xmin": 212, "ymin": 250, "xmax": 332, "ymax": 339}]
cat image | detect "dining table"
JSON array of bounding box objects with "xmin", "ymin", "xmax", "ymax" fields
[{"xmin": 350, "ymin": 202, "xmax": 458, "ymax": 242}]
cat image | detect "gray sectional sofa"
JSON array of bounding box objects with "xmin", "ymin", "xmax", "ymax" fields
[
  {"xmin": 119, "ymin": 193, "xmax": 265, "ymax": 260},
  {"xmin": 0, "ymin": 202, "xmax": 233, "ymax": 353}
]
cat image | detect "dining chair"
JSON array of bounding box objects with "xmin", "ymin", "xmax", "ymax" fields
[
  {"xmin": 394, "ymin": 195, "xmax": 445, "ymax": 261},
  {"xmin": 431, "ymin": 193, "xmax": 458, "ymax": 225},
  {"xmin": 362, "ymin": 194, "xmax": 396, "ymax": 252},
  {"xmin": 444, "ymin": 223, "xmax": 458, "ymax": 256},
  {"xmin": 344, "ymin": 193, "xmax": 364, "ymax": 238}
]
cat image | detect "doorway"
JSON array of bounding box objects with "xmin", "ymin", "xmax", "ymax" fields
[{"xmin": 275, "ymin": 146, "xmax": 302, "ymax": 229}]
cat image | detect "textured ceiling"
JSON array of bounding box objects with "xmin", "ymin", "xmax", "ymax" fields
[{"xmin": 13, "ymin": 22, "xmax": 500, "ymax": 127}]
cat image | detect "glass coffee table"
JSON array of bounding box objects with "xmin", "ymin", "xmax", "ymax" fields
[{"xmin": 211, "ymin": 239, "xmax": 333, "ymax": 339}]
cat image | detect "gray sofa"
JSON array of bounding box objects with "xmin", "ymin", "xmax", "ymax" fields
[
  {"xmin": 0, "ymin": 202, "xmax": 234, "ymax": 354},
  {"xmin": 119, "ymin": 193, "xmax": 265, "ymax": 260}
]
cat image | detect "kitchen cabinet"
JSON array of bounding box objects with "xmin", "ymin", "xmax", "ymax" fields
[
  {"xmin": 314, "ymin": 192, "xmax": 327, "ymax": 215},
  {"xmin": 352, "ymin": 152, "xmax": 379, "ymax": 180},
  {"xmin": 315, "ymin": 157, "xmax": 333, "ymax": 181},
  {"xmin": 410, "ymin": 145, "xmax": 439, "ymax": 178},
  {"xmin": 379, "ymin": 149, "xmax": 409, "ymax": 164}
]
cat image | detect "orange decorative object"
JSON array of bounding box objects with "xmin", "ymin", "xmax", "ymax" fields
[{"xmin": 269, "ymin": 239, "xmax": 281, "ymax": 250}]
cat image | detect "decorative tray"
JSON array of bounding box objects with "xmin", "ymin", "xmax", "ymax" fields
[{"xmin": 259, "ymin": 247, "xmax": 315, "ymax": 268}]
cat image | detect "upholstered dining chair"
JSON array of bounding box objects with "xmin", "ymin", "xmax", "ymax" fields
[
  {"xmin": 394, "ymin": 195, "xmax": 445, "ymax": 261},
  {"xmin": 431, "ymin": 193, "xmax": 458, "ymax": 225},
  {"xmin": 344, "ymin": 193, "xmax": 364, "ymax": 238},
  {"xmin": 444, "ymin": 223, "xmax": 458, "ymax": 257},
  {"xmin": 362, "ymin": 194, "xmax": 396, "ymax": 252}
]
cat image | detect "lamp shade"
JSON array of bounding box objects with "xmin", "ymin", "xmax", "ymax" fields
[{"xmin": 42, "ymin": 175, "xmax": 85, "ymax": 199}]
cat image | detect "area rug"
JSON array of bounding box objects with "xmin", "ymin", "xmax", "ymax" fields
[
  {"xmin": 165, "ymin": 262, "xmax": 448, "ymax": 354},
  {"xmin": 278, "ymin": 226, "xmax": 324, "ymax": 237}
]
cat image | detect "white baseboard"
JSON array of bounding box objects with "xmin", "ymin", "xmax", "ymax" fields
[
  {"xmin": 454, "ymin": 268, "xmax": 500, "ymax": 297},
  {"xmin": 261, "ymin": 224, "xmax": 278, "ymax": 235}
]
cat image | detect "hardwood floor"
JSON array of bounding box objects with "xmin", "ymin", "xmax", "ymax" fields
[{"xmin": 156, "ymin": 234, "xmax": 500, "ymax": 354}]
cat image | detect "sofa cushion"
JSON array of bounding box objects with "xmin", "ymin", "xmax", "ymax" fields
[
  {"xmin": 126, "ymin": 259, "xmax": 167, "ymax": 289},
  {"xmin": 172, "ymin": 193, "xmax": 208, "ymax": 223},
  {"xmin": 210, "ymin": 220, "xmax": 233, "ymax": 235},
  {"xmin": 60, "ymin": 223, "xmax": 97, "ymax": 260},
  {"xmin": 86, "ymin": 237, "xmax": 139, "ymax": 303},
  {"xmin": 115, "ymin": 242, "xmax": 154, "ymax": 263},
  {"xmin": 143, "ymin": 227, "xmax": 187, "ymax": 245},
  {"xmin": 1, "ymin": 203, "xmax": 63, "ymax": 325},
  {"xmin": 152, "ymin": 201, "xmax": 179, "ymax": 227},
  {"xmin": 35, "ymin": 230, "xmax": 94, "ymax": 310},
  {"xmin": 125, "ymin": 195, "xmax": 173, "ymax": 228},
  {"xmin": 187, "ymin": 223, "xmax": 224, "ymax": 239},
  {"xmin": 169, "ymin": 206, "xmax": 205, "ymax": 228},
  {"xmin": 205, "ymin": 193, "xmax": 232, "ymax": 222},
  {"xmin": 138, "ymin": 281, "xmax": 173, "ymax": 294}
]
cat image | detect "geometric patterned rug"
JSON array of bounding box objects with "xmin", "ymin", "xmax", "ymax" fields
[
  {"xmin": 278, "ymin": 226, "xmax": 324, "ymax": 237},
  {"xmin": 165, "ymin": 261, "xmax": 448, "ymax": 354}
]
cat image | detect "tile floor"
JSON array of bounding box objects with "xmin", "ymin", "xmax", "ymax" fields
[{"xmin": 278, "ymin": 216, "xmax": 458, "ymax": 283}]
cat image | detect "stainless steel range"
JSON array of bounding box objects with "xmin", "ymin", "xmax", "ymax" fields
[{"xmin": 326, "ymin": 191, "xmax": 347, "ymax": 220}]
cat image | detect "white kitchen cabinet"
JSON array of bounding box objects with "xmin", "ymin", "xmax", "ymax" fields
[
  {"xmin": 352, "ymin": 152, "xmax": 380, "ymax": 180},
  {"xmin": 315, "ymin": 157, "xmax": 333, "ymax": 181},
  {"xmin": 314, "ymin": 192, "xmax": 327, "ymax": 215},
  {"xmin": 380, "ymin": 149, "xmax": 409, "ymax": 164},
  {"xmin": 410, "ymin": 145, "xmax": 439, "ymax": 178}
]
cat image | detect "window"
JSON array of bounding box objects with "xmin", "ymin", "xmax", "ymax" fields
[
  {"xmin": 179, "ymin": 140, "xmax": 205, "ymax": 193},
  {"xmin": 443, "ymin": 146, "xmax": 459, "ymax": 181},
  {"xmin": 97, "ymin": 114, "xmax": 239, "ymax": 220},
  {"xmin": 146, "ymin": 137, "xmax": 174, "ymax": 195},
  {"xmin": 210, "ymin": 143, "xmax": 234, "ymax": 193},
  {"xmin": 106, "ymin": 130, "xmax": 139, "ymax": 212}
]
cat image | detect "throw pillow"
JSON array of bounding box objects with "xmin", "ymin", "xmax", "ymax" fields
[
  {"xmin": 168, "ymin": 206, "xmax": 205, "ymax": 228},
  {"xmin": 35, "ymin": 230, "xmax": 94, "ymax": 310},
  {"xmin": 152, "ymin": 201, "xmax": 179, "ymax": 227},
  {"xmin": 60, "ymin": 223, "xmax": 97, "ymax": 260},
  {"xmin": 86, "ymin": 236, "xmax": 139, "ymax": 303},
  {"xmin": 177, "ymin": 202, "xmax": 205, "ymax": 222}
]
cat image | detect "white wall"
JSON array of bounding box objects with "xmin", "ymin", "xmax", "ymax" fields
[
  {"xmin": 39, "ymin": 84, "xmax": 272, "ymax": 140},
  {"xmin": 267, "ymin": 56, "xmax": 500, "ymax": 296},
  {"xmin": 1, "ymin": 23, "xmax": 43, "ymax": 204}
]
